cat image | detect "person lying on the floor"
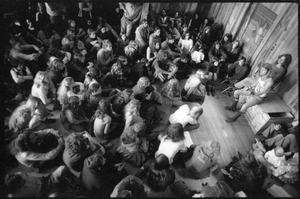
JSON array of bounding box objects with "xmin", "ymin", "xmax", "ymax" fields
[
  {"xmin": 224, "ymin": 63, "xmax": 273, "ymax": 123},
  {"xmin": 169, "ymin": 103, "xmax": 203, "ymax": 131},
  {"xmin": 155, "ymin": 123, "xmax": 187, "ymax": 164}
]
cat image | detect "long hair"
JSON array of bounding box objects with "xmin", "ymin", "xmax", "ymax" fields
[
  {"xmin": 33, "ymin": 71, "xmax": 51, "ymax": 89},
  {"xmin": 161, "ymin": 79, "xmax": 181, "ymax": 98},
  {"xmin": 124, "ymin": 40, "xmax": 138, "ymax": 58},
  {"xmin": 8, "ymin": 107, "xmax": 31, "ymax": 135},
  {"xmin": 165, "ymin": 123, "xmax": 185, "ymax": 142},
  {"xmin": 8, "ymin": 96, "xmax": 44, "ymax": 134},
  {"xmin": 124, "ymin": 99, "xmax": 141, "ymax": 119},
  {"xmin": 146, "ymin": 154, "xmax": 175, "ymax": 192},
  {"xmin": 137, "ymin": 76, "xmax": 150, "ymax": 91},
  {"xmin": 261, "ymin": 63, "xmax": 272, "ymax": 77},
  {"xmin": 47, "ymin": 57, "xmax": 65, "ymax": 72},
  {"xmin": 202, "ymin": 141, "xmax": 221, "ymax": 161},
  {"xmin": 277, "ymin": 54, "xmax": 292, "ymax": 69},
  {"xmin": 57, "ymin": 77, "xmax": 74, "ymax": 104},
  {"xmin": 95, "ymin": 99, "xmax": 111, "ymax": 120},
  {"xmin": 65, "ymin": 133, "xmax": 88, "ymax": 155},
  {"xmin": 150, "ymin": 40, "xmax": 161, "ymax": 54},
  {"xmin": 156, "ymin": 49, "xmax": 168, "ymax": 62},
  {"xmin": 102, "ymin": 39, "xmax": 112, "ymax": 50}
]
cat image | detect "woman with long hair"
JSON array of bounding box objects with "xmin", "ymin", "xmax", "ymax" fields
[
  {"xmin": 160, "ymin": 79, "xmax": 184, "ymax": 107},
  {"xmin": 178, "ymin": 31, "xmax": 194, "ymax": 53},
  {"xmin": 57, "ymin": 77, "xmax": 74, "ymax": 111},
  {"xmin": 124, "ymin": 99, "xmax": 145, "ymax": 130},
  {"xmin": 31, "ymin": 71, "xmax": 56, "ymax": 105},
  {"xmin": 9, "ymin": 96, "xmax": 51, "ymax": 135}
]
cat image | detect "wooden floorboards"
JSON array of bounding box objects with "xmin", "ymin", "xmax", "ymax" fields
[{"xmin": 158, "ymin": 81, "xmax": 256, "ymax": 168}]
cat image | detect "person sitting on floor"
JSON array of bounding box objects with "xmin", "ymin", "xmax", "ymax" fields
[
  {"xmin": 5, "ymin": 165, "xmax": 82, "ymax": 198},
  {"xmin": 135, "ymin": 19, "xmax": 150, "ymax": 55},
  {"xmin": 63, "ymin": 132, "xmax": 104, "ymax": 177},
  {"xmin": 97, "ymin": 39, "xmax": 115, "ymax": 73},
  {"xmin": 82, "ymin": 151, "xmax": 128, "ymax": 197},
  {"xmin": 84, "ymin": 81, "xmax": 103, "ymax": 112},
  {"xmin": 160, "ymin": 79, "xmax": 184, "ymax": 107},
  {"xmin": 61, "ymin": 96, "xmax": 89, "ymax": 132},
  {"xmin": 256, "ymin": 123, "xmax": 299, "ymax": 156},
  {"xmin": 152, "ymin": 49, "xmax": 178, "ymax": 82},
  {"xmin": 135, "ymin": 154, "xmax": 175, "ymax": 192},
  {"xmin": 116, "ymin": 126, "xmax": 149, "ymax": 167},
  {"xmin": 190, "ymin": 42, "xmax": 205, "ymax": 67},
  {"xmin": 124, "ymin": 99, "xmax": 145, "ymax": 130},
  {"xmin": 57, "ymin": 77, "xmax": 75, "ymax": 111},
  {"xmin": 111, "ymin": 175, "xmax": 151, "ymax": 198},
  {"xmin": 161, "ymin": 34, "xmax": 181, "ymax": 60},
  {"xmin": 184, "ymin": 141, "xmax": 220, "ymax": 179},
  {"xmin": 264, "ymin": 146, "xmax": 286, "ymax": 169},
  {"xmin": 169, "ymin": 104, "xmax": 203, "ymax": 132},
  {"xmin": 9, "ymin": 128, "xmax": 64, "ymax": 169},
  {"xmin": 173, "ymin": 52, "xmax": 192, "ymax": 80},
  {"xmin": 182, "ymin": 69, "xmax": 207, "ymax": 104},
  {"xmin": 89, "ymin": 99, "xmax": 112, "ymax": 145},
  {"xmin": 46, "ymin": 56, "xmax": 69, "ymax": 88},
  {"xmin": 9, "ymin": 96, "xmax": 52, "ymax": 135},
  {"xmin": 131, "ymin": 77, "xmax": 162, "ymax": 127},
  {"xmin": 31, "ymin": 71, "xmax": 56, "ymax": 106},
  {"xmin": 10, "ymin": 62, "xmax": 33, "ymax": 98},
  {"xmin": 224, "ymin": 63, "xmax": 274, "ymax": 123},
  {"xmin": 102, "ymin": 56, "xmax": 133, "ymax": 89},
  {"xmin": 114, "ymin": 32, "xmax": 130, "ymax": 56}
]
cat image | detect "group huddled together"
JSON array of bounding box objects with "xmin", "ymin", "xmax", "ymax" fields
[{"xmin": 3, "ymin": 2, "xmax": 298, "ymax": 198}]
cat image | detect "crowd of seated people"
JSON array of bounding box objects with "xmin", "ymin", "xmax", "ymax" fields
[{"xmin": 3, "ymin": 2, "xmax": 298, "ymax": 198}]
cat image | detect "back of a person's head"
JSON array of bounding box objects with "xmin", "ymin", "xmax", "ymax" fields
[
  {"xmin": 203, "ymin": 141, "xmax": 221, "ymax": 160},
  {"xmin": 89, "ymin": 82, "xmax": 100, "ymax": 92},
  {"xmin": 147, "ymin": 162, "xmax": 175, "ymax": 192},
  {"xmin": 9, "ymin": 107, "xmax": 31, "ymax": 134},
  {"xmin": 85, "ymin": 152, "xmax": 106, "ymax": 175},
  {"xmin": 27, "ymin": 130, "xmax": 58, "ymax": 153},
  {"xmin": 166, "ymin": 123, "xmax": 184, "ymax": 142},
  {"xmin": 65, "ymin": 133, "xmax": 87, "ymax": 155},
  {"xmin": 167, "ymin": 34, "xmax": 175, "ymax": 41},
  {"xmin": 121, "ymin": 128, "xmax": 138, "ymax": 145},
  {"xmin": 5, "ymin": 173, "xmax": 24, "ymax": 193},
  {"xmin": 275, "ymin": 147, "xmax": 284, "ymax": 157},
  {"xmin": 154, "ymin": 154, "xmax": 170, "ymax": 170},
  {"xmin": 102, "ymin": 39, "xmax": 112, "ymax": 49}
]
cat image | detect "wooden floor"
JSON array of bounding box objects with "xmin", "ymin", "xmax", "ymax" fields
[{"xmin": 158, "ymin": 80, "xmax": 256, "ymax": 168}]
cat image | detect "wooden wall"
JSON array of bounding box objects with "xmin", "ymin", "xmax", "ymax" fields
[{"xmin": 208, "ymin": 3, "xmax": 298, "ymax": 120}]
